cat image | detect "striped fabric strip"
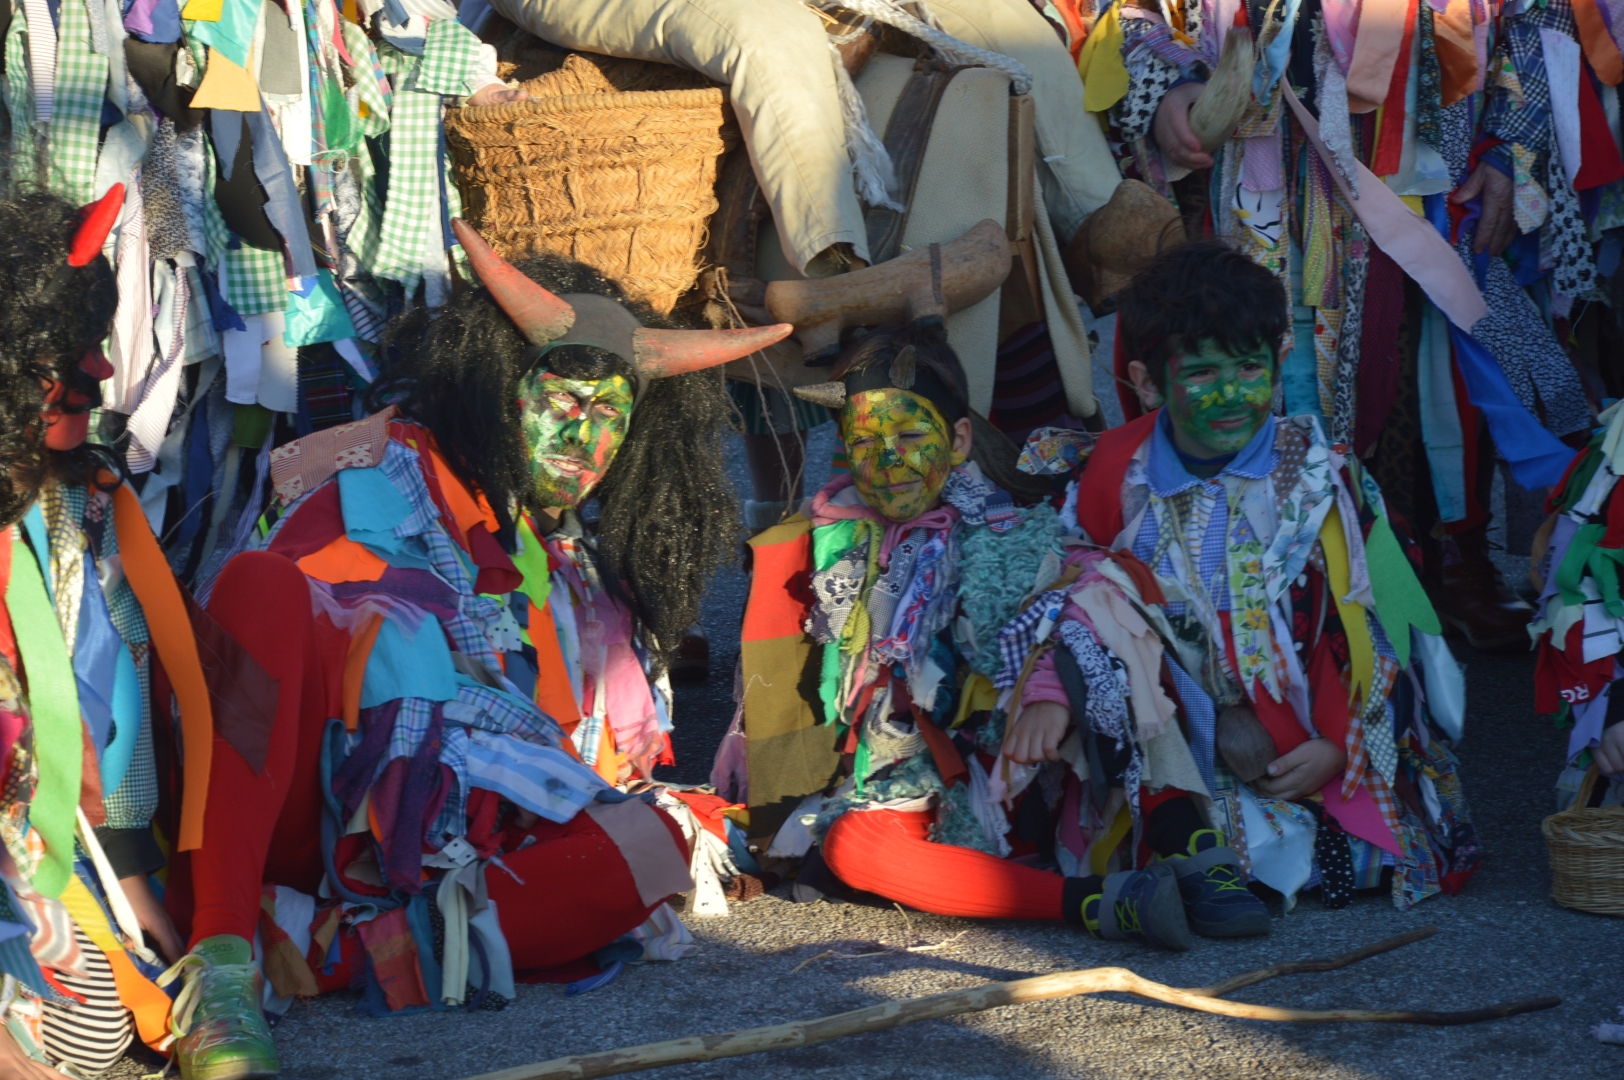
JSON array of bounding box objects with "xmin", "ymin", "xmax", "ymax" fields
[
  {"xmin": 464, "ymin": 729, "xmax": 602, "ymax": 824},
  {"xmin": 38, "ymin": 926, "xmax": 132, "ymax": 1075},
  {"xmin": 22, "ymin": 0, "xmax": 54, "ymax": 122}
]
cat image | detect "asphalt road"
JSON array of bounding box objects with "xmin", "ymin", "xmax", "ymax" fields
[{"xmin": 123, "ymin": 425, "xmax": 1624, "ymax": 1080}]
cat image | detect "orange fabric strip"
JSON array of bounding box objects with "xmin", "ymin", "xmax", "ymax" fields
[
  {"xmin": 1434, "ymin": 0, "xmax": 1479, "ymax": 106},
  {"xmin": 296, "ymin": 535, "xmax": 388, "ymax": 584},
  {"xmin": 1574, "ymin": 0, "xmax": 1624, "ymax": 85},
  {"xmin": 112, "ymin": 486, "xmax": 212, "ymax": 851},
  {"xmin": 107, "ymin": 947, "xmax": 173, "ymax": 1052},
  {"xmin": 593, "ymin": 722, "xmax": 620, "ymax": 784},
  {"xmin": 528, "ymin": 598, "xmax": 582, "ymax": 729},
  {"xmin": 424, "ymin": 444, "xmax": 500, "ymax": 543},
  {"xmin": 742, "ymin": 520, "xmax": 813, "ymax": 642},
  {"xmin": 1345, "ymin": 0, "xmax": 1409, "ymax": 112},
  {"xmin": 341, "ymin": 614, "xmax": 383, "ymax": 733}
]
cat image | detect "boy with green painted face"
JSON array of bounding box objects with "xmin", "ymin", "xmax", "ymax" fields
[{"xmin": 1027, "ymin": 241, "xmax": 1481, "ymax": 925}]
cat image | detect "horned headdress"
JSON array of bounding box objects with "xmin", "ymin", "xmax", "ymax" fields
[{"xmin": 452, "ymin": 219, "xmax": 794, "ymax": 391}]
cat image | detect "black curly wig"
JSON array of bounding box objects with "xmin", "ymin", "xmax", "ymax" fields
[
  {"xmin": 1113, "ymin": 239, "xmax": 1288, "ymax": 391},
  {"xmin": 0, "ymin": 191, "xmax": 119, "ymax": 528},
  {"xmin": 368, "ymin": 254, "xmax": 737, "ymax": 669}
]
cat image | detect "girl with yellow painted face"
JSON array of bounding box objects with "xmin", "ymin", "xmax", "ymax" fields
[{"xmin": 726, "ymin": 326, "xmax": 1146, "ymax": 939}]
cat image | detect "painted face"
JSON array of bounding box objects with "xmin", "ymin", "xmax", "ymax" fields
[
  {"xmin": 517, "ymin": 368, "xmax": 635, "ymax": 509},
  {"xmin": 840, "ymin": 388, "xmax": 961, "ymax": 523},
  {"xmin": 1163, "ymin": 338, "xmax": 1274, "ymax": 457},
  {"xmin": 41, "ymin": 347, "xmax": 112, "ymax": 452}
]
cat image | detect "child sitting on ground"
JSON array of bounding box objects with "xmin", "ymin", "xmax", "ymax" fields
[{"xmin": 1008, "ymin": 241, "xmax": 1479, "ymax": 942}]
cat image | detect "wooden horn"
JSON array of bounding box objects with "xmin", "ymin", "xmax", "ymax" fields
[
  {"xmin": 764, "ymin": 219, "xmax": 1012, "ymax": 364},
  {"xmin": 451, "ymin": 218, "xmax": 576, "ymax": 346},
  {"xmin": 632, "ymin": 323, "xmax": 796, "ymax": 378}
]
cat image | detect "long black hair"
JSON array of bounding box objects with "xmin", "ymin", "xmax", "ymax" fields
[
  {"xmin": 368, "ymin": 255, "xmax": 736, "ymax": 669},
  {"xmin": 0, "ymin": 191, "xmax": 119, "ymax": 527}
]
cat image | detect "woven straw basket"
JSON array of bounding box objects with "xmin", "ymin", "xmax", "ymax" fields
[
  {"xmin": 1542, "ymin": 766, "xmax": 1624, "ymax": 916},
  {"xmin": 445, "ymin": 51, "xmax": 734, "ymax": 314}
]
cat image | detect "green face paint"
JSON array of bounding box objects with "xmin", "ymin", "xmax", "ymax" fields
[
  {"xmin": 517, "ymin": 369, "xmax": 635, "ymax": 509},
  {"xmin": 839, "ymin": 388, "xmax": 959, "ymax": 523},
  {"xmin": 1163, "ymin": 338, "xmax": 1275, "ymax": 458}
]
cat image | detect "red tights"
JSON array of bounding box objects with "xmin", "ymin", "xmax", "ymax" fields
[
  {"xmin": 822, "ymin": 808, "xmax": 1064, "ymax": 920},
  {"xmin": 166, "ymin": 551, "xmax": 680, "ymax": 973}
]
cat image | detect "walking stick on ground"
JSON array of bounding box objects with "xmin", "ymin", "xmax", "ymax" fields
[{"xmin": 459, "ymin": 927, "xmax": 1560, "ymax": 1080}]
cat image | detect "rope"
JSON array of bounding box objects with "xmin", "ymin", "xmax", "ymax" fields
[{"xmin": 815, "ymin": 0, "xmax": 1034, "ymax": 95}]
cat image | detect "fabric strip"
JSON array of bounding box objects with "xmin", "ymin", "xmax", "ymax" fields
[{"xmin": 1282, "ymin": 83, "xmax": 1489, "ymax": 330}]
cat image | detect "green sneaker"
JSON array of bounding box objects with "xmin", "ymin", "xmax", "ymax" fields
[{"xmin": 158, "ymin": 935, "xmax": 280, "ymax": 1080}]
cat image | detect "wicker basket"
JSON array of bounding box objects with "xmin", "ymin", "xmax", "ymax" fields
[
  {"xmin": 445, "ymin": 51, "xmax": 734, "ymax": 314},
  {"xmin": 1543, "ymin": 766, "xmax": 1624, "ymax": 916}
]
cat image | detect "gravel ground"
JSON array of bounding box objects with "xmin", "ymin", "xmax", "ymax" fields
[{"xmin": 125, "ymin": 427, "xmax": 1624, "ymax": 1080}]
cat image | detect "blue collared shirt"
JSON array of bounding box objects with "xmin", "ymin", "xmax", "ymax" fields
[{"xmin": 1133, "ymin": 411, "xmax": 1279, "ymax": 614}]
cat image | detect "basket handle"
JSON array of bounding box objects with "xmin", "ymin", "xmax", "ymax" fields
[{"xmin": 1573, "ymin": 763, "xmax": 1603, "ymax": 808}]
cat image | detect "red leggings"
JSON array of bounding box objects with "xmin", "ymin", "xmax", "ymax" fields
[
  {"xmin": 822, "ymin": 808, "xmax": 1064, "ymax": 920},
  {"xmin": 167, "ymin": 550, "xmax": 680, "ymax": 972}
]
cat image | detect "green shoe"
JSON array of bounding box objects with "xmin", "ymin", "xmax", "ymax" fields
[{"xmin": 158, "ymin": 935, "xmax": 280, "ymax": 1080}]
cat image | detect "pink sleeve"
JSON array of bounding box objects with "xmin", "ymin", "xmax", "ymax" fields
[{"xmin": 1020, "ymin": 598, "xmax": 1089, "ymax": 708}]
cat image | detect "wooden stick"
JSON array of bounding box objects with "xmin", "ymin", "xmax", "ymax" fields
[
  {"xmin": 1197, "ymin": 926, "xmax": 1441, "ymax": 998},
  {"xmin": 461, "ymin": 935, "xmax": 1559, "ymax": 1080}
]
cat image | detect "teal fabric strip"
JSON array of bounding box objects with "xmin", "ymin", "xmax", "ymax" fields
[{"xmin": 1417, "ymin": 301, "xmax": 1466, "ymax": 523}]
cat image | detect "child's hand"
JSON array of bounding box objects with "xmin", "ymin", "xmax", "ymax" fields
[
  {"xmin": 1253, "ymin": 737, "xmax": 1346, "ymax": 802},
  {"xmin": 1595, "ymin": 724, "xmax": 1624, "ymax": 776},
  {"xmin": 1006, "ymin": 701, "xmax": 1071, "ymax": 764}
]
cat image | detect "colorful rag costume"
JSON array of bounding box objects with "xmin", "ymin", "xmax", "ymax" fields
[
  {"xmin": 1093, "ymin": 0, "xmax": 1597, "ymax": 506},
  {"xmin": 179, "ymin": 410, "xmax": 698, "ymax": 1016},
  {"xmin": 722, "ymin": 460, "xmax": 1128, "ymax": 920},
  {"xmin": 1528, "ymin": 401, "xmax": 1624, "ymax": 807},
  {"xmin": 0, "ymin": 483, "xmax": 198, "ymax": 1073},
  {"xmin": 0, "ymin": 0, "xmax": 505, "ymax": 555},
  {"xmin": 1057, "ymin": 408, "xmax": 1481, "ymax": 909}
]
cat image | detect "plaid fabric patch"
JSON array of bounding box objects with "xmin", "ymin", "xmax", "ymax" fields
[
  {"xmin": 3, "ymin": 10, "xmax": 40, "ymax": 180},
  {"xmin": 297, "ymin": 347, "xmax": 356, "ymax": 430},
  {"xmin": 200, "ymin": 138, "xmax": 290, "ymax": 318},
  {"xmin": 992, "ymin": 587, "xmax": 1068, "ymax": 690},
  {"xmin": 48, "ymin": 0, "xmax": 107, "ymax": 206},
  {"xmin": 1484, "ymin": 23, "xmax": 1557, "ymax": 151},
  {"xmin": 361, "ymin": 32, "xmax": 473, "ymax": 293},
  {"xmin": 416, "ymin": 18, "xmax": 483, "ymax": 97}
]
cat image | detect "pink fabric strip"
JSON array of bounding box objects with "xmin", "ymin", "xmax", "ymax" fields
[
  {"xmin": 1321, "ymin": 0, "xmax": 1361, "ymax": 73},
  {"xmin": 1283, "ymin": 83, "xmax": 1490, "ymax": 330},
  {"xmin": 585, "ymin": 799, "xmax": 694, "ymax": 908}
]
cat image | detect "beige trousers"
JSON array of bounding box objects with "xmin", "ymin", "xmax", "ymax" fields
[{"xmin": 485, "ymin": 0, "xmax": 1120, "ymax": 270}]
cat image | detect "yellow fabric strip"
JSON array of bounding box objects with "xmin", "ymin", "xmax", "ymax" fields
[{"xmin": 1318, "ymin": 505, "xmax": 1375, "ymax": 709}]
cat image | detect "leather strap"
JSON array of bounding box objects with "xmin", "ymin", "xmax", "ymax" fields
[{"xmin": 864, "ymin": 57, "xmax": 965, "ymax": 265}]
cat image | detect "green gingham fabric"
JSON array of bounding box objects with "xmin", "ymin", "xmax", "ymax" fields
[
  {"xmin": 362, "ymin": 24, "xmax": 478, "ymax": 294},
  {"xmin": 49, "ymin": 0, "xmax": 109, "ymax": 206},
  {"xmin": 199, "ymin": 133, "xmax": 289, "ymax": 317},
  {"xmin": 336, "ymin": 19, "xmax": 392, "ymax": 273},
  {"xmin": 2, "ymin": 10, "xmax": 39, "ymax": 181}
]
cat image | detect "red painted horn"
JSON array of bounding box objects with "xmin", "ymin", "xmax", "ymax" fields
[
  {"xmin": 632, "ymin": 323, "xmax": 795, "ymax": 379},
  {"xmin": 451, "ymin": 219, "xmax": 575, "ymax": 345},
  {"xmin": 68, "ymin": 184, "xmax": 125, "ymax": 267}
]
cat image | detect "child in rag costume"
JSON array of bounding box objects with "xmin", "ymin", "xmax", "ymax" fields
[
  {"xmin": 147, "ymin": 224, "xmax": 792, "ymax": 1080},
  {"xmin": 1526, "ymin": 405, "xmax": 1624, "ymax": 810},
  {"xmin": 719, "ymin": 315, "xmax": 1270, "ymax": 951},
  {"xmin": 0, "ymin": 190, "xmax": 185, "ymax": 1077},
  {"xmin": 1030, "ymin": 241, "xmax": 1480, "ymax": 941},
  {"xmin": 1109, "ymin": 0, "xmax": 1603, "ymax": 653}
]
